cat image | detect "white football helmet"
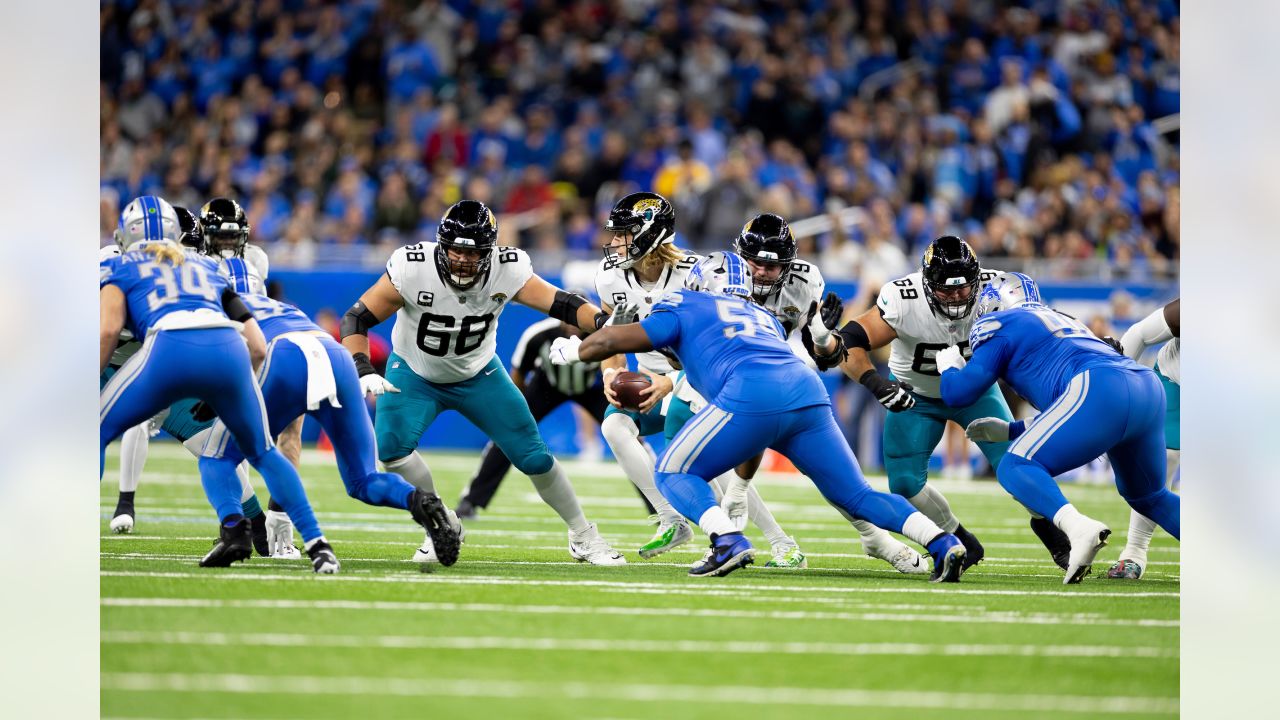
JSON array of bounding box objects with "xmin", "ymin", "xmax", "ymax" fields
[
  {"xmin": 974, "ymin": 272, "xmax": 1043, "ymax": 318},
  {"xmin": 684, "ymin": 251, "xmax": 753, "ymax": 299},
  {"xmin": 114, "ymin": 195, "xmax": 180, "ymax": 250}
]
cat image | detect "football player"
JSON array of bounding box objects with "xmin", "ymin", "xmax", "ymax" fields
[
  {"xmin": 200, "ymin": 197, "xmax": 269, "ymax": 294},
  {"xmin": 1106, "ymin": 298, "xmax": 1180, "ymax": 579},
  {"xmin": 341, "ymin": 199, "xmax": 625, "ymax": 565},
  {"xmin": 100, "ymin": 203, "xmax": 337, "ymax": 573},
  {"xmin": 549, "ymin": 252, "xmax": 968, "ymax": 581},
  {"xmin": 826, "ymin": 236, "xmax": 1072, "ymax": 571},
  {"xmin": 937, "ymin": 274, "xmax": 1180, "ymax": 583}
]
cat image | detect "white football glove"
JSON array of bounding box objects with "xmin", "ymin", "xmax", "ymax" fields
[
  {"xmin": 606, "ymin": 301, "xmax": 639, "ymax": 326},
  {"xmin": 359, "ymin": 373, "xmax": 400, "ymax": 397},
  {"xmin": 965, "ymin": 417, "xmax": 1011, "ymax": 443},
  {"xmin": 549, "ymin": 336, "xmax": 582, "ymax": 365},
  {"xmin": 265, "ymin": 510, "xmax": 299, "ymax": 558},
  {"xmin": 721, "ymin": 476, "xmax": 751, "ymax": 532},
  {"xmin": 935, "ymin": 345, "xmax": 967, "ymax": 373},
  {"xmin": 806, "ymin": 308, "xmax": 833, "ymax": 347}
]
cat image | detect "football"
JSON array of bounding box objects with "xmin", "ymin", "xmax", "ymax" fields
[{"xmin": 610, "ymin": 371, "xmax": 652, "ymax": 410}]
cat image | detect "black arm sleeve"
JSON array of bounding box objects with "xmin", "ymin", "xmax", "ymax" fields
[
  {"xmin": 221, "ymin": 287, "xmax": 252, "ymax": 323},
  {"xmin": 836, "ymin": 320, "xmax": 871, "ymax": 352},
  {"xmin": 549, "ymin": 290, "xmax": 589, "ymax": 325},
  {"xmin": 340, "ymin": 300, "xmax": 382, "ymax": 338}
]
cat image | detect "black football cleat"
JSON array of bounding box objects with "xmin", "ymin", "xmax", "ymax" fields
[
  {"xmin": 952, "ymin": 523, "xmax": 985, "ymax": 570},
  {"xmin": 1029, "ymin": 515, "xmax": 1071, "ymax": 570},
  {"xmin": 455, "ymin": 497, "xmax": 477, "ymax": 521},
  {"xmin": 249, "ymin": 511, "xmax": 270, "ymax": 556},
  {"xmin": 409, "ymin": 489, "xmax": 460, "ymax": 567},
  {"xmin": 199, "ymin": 518, "xmax": 253, "ymax": 568},
  {"xmin": 109, "ymin": 493, "xmax": 136, "ymax": 534},
  {"xmin": 305, "ymin": 539, "xmax": 340, "ymax": 574}
]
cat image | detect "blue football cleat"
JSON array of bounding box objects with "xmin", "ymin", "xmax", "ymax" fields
[
  {"xmin": 689, "ymin": 532, "xmax": 755, "ymax": 578},
  {"xmin": 926, "ymin": 533, "xmax": 966, "ymax": 583}
]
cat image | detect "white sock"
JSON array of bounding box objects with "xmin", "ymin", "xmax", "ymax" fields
[
  {"xmin": 119, "ymin": 422, "xmax": 149, "ymax": 493},
  {"xmin": 236, "ymin": 462, "xmax": 254, "ymax": 502},
  {"xmin": 1052, "ymin": 504, "xmax": 1092, "ymax": 536},
  {"xmin": 602, "ymin": 413, "xmax": 680, "ymax": 523},
  {"xmin": 710, "ymin": 471, "xmax": 789, "ymax": 545},
  {"xmin": 1166, "ymin": 448, "xmax": 1180, "ymax": 488},
  {"xmin": 385, "ymin": 453, "xmax": 436, "ymax": 495},
  {"xmin": 901, "ymin": 511, "xmax": 945, "ymax": 547},
  {"xmin": 850, "ymin": 518, "xmax": 895, "ymax": 551},
  {"xmin": 529, "ymin": 459, "xmax": 590, "ymax": 535},
  {"xmin": 906, "ymin": 485, "xmax": 960, "ymax": 533},
  {"xmin": 304, "ymin": 535, "xmax": 328, "ymax": 551},
  {"xmin": 698, "ymin": 506, "xmax": 739, "ymax": 537},
  {"xmin": 1119, "ymin": 509, "xmax": 1157, "ymax": 565}
]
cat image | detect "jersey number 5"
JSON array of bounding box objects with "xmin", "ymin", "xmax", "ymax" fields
[{"xmin": 416, "ymin": 313, "xmax": 494, "ymax": 357}]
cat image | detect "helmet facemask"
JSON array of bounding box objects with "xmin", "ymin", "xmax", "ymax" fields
[
  {"xmin": 435, "ymin": 200, "xmax": 499, "ymax": 290},
  {"xmin": 734, "ymin": 214, "xmax": 796, "ymax": 299},
  {"xmin": 435, "ymin": 239, "xmax": 493, "ymax": 290}
]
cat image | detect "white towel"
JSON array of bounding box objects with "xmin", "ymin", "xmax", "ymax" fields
[{"xmin": 281, "ymin": 333, "xmax": 341, "ymax": 411}]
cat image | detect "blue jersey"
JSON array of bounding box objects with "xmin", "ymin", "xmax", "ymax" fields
[
  {"xmin": 101, "ymin": 249, "xmax": 232, "ymax": 338},
  {"xmin": 241, "ymin": 294, "xmax": 321, "ymax": 342},
  {"xmin": 639, "ymin": 290, "xmax": 828, "ymax": 414},
  {"xmin": 941, "ymin": 304, "xmax": 1146, "ymax": 411}
]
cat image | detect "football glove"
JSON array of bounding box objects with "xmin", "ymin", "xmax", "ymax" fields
[
  {"xmin": 265, "ymin": 510, "xmax": 297, "ymax": 557},
  {"xmin": 353, "ymin": 352, "xmax": 399, "ymax": 396},
  {"xmin": 935, "ymin": 345, "xmax": 966, "ymax": 373},
  {"xmin": 858, "ymin": 370, "xmax": 916, "ymax": 412},
  {"xmin": 1100, "ymin": 335, "xmax": 1124, "ymax": 354},
  {"xmin": 807, "ymin": 292, "xmax": 844, "ymax": 347},
  {"xmin": 721, "ymin": 476, "xmax": 751, "ymax": 532},
  {"xmin": 965, "ymin": 417, "xmax": 1011, "ymax": 443},
  {"xmin": 549, "ymin": 336, "xmax": 582, "ymax": 365},
  {"xmin": 606, "ymin": 301, "xmax": 639, "ymax": 326}
]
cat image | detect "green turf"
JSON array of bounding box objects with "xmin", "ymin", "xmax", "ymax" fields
[{"xmin": 101, "ymin": 445, "xmax": 1178, "ymax": 719}]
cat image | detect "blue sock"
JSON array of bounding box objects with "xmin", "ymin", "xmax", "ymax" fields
[
  {"xmin": 654, "ymin": 472, "xmax": 717, "ymax": 522},
  {"xmin": 197, "ymin": 456, "xmax": 247, "ymax": 523},
  {"xmin": 248, "ymin": 449, "xmax": 322, "ymax": 542},
  {"xmin": 346, "ymin": 472, "xmax": 414, "ymax": 510},
  {"xmin": 242, "ymin": 494, "xmax": 263, "ymax": 519},
  {"xmin": 997, "ymin": 454, "xmax": 1070, "ymax": 520}
]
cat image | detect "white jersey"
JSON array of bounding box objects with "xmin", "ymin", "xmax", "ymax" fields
[
  {"xmin": 216, "ymin": 244, "xmax": 269, "ymax": 295},
  {"xmin": 595, "ymin": 254, "xmax": 700, "ymax": 375},
  {"xmin": 1156, "ymin": 337, "xmax": 1180, "ymax": 384},
  {"xmin": 757, "ymin": 258, "xmax": 824, "ymax": 340},
  {"xmin": 386, "ymin": 242, "xmax": 533, "ymax": 383},
  {"xmin": 877, "ymin": 268, "xmax": 1005, "ymax": 398}
]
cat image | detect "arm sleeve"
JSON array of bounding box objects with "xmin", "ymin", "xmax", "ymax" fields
[
  {"xmin": 940, "ymin": 337, "xmax": 1009, "ymax": 407},
  {"xmin": 1119, "ymin": 307, "xmax": 1174, "ymax": 361},
  {"xmin": 221, "ymin": 287, "xmax": 253, "ymax": 323}
]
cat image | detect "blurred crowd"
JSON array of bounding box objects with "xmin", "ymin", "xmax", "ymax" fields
[{"xmin": 101, "ymin": 0, "xmax": 1179, "ymax": 281}]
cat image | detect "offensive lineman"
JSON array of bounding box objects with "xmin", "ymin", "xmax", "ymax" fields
[
  {"xmin": 341, "ymin": 200, "xmax": 625, "ymax": 565},
  {"xmin": 827, "ymin": 236, "xmax": 1073, "ymax": 570}
]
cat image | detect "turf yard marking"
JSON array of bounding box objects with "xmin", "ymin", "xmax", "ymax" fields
[
  {"xmin": 101, "ymin": 597, "xmax": 1179, "ymax": 628},
  {"xmin": 101, "ymin": 630, "xmax": 1178, "ymax": 659},
  {"xmin": 101, "ymin": 672, "xmax": 1179, "ymax": 715}
]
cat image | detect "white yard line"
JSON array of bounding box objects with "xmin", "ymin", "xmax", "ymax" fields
[
  {"xmin": 100, "ymin": 672, "xmax": 1179, "ymax": 715},
  {"xmin": 101, "ymin": 630, "xmax": 1177, "ymax": 659}
]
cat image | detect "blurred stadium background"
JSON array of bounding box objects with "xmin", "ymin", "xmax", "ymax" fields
[{"xmin": 100, "ymin": 0, "xmax": 1178, "ymax": 469}]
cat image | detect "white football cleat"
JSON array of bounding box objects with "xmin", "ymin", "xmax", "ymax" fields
[
  {"xmin": 413, "ymin": 530, "xmax": 440, "ymax": 565},
  {"xmin": 109, "ymin": 513, "xmax": 134, "ymax": 534},
  {"xmin": 568, "ymin": 523, "xmax": 626, "ymax": 566},
  {"xmin": 271, "ymin": 545, "xmax": 302, "ymax": 560},
  {"xmin": 1064, "ymin": 520, "xmax": 1112, "ymax": 584},
  {"xmin": 865, "ymin": 536, "xmax": 928, "ymax": 575}
]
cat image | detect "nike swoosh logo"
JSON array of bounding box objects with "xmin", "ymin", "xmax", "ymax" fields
[{"xmin": 484, "ymin": 369, "xmax": 497, "ymax": 376}]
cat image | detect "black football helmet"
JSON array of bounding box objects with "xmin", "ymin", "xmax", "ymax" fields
[
  {"xmin": 200, "ymin": 197, "xmax": 250, "ymax": 257},
  {"xmin": 173, "ymin": 206, "xmax": 205, "ymax": 253},
  {"xmin": 602, "ymin": 192, "xmax": 675, "ymax": 270},
  {"xmin": 734, "ymin": 213, "xmax": 797, "ymax": 298},
  {"xmin": 921, "ymin": 235, "xmax": 981, "ymax": 320},
  {"xmin": 436, "ymin": 199, "xmax": 498, "ymax": 289}
]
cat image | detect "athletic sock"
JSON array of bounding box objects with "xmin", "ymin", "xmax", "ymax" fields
[
  {"xmin": 119, "ymin": 422, "xmax": 148, "ymax": 493},
  {"xmin": 602, "ymin": 413, "xmax": 681, "ymax": 523},
  {"xmin": 906, "ymin": 485, "xmax": 960, "ymax": 533},
  {"xmin": 697, "ymin": 506, "xmax": 739, "ymax": 538},
  {"xmin": 242, "ymin": 494, "xmax": 263, "ymax": 519},
  {"xmin": 900, "ymin": 512, "xmax": 947, "ymax": 548},
  {"xmin": 850, "ymin": 518, "xmax": 896, "ymax": 552},
  {"xmin": 1052, "ymin": 504, "xmax": 1090, "ymax": 536},
  {"xmin": 529, "ymin": 459, "xmax": 590, "ymax": 535},
  {"xmin": 384, "ymin": 453, "xmax": 437, "ymax": 495},
  {"xmin": 709, "ymin": 471, "xmax": 789, "ymax": 545},
  {"xmin": 1119, "ymin": 510, "xmax": 1157, "ymax": 566}
]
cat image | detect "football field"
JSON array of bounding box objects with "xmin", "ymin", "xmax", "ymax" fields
[{"xmin": 101, "ymin": 444, "xmax": 1179, "ymax": 719}]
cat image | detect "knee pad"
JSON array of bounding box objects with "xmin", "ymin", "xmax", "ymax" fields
[
  {"xmin": 884, "ymin": 453, "xmax": 929, "ymax": 497},
  {"xmin": 512, "ymin": 443, "xmax": 555, "ymax": 476},
  {"xmin": 601, "ymin": 412, "xmax": 639, "ymax": 449}
]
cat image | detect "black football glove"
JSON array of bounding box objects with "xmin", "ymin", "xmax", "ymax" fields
[
  {"xmin": 817, "ymin": 292, "xmax": 844, "ymax": 332},
  {"xmin": 858, "ymin": 370, "xmax": 916, "ymax": 412},
  {"xmin": 1100, "ymin": 335, "xmax": 1124, "ymax": 355},
  {"xmin": 811, "ymin": 332, "xmax": 847, "ymax": 371}
]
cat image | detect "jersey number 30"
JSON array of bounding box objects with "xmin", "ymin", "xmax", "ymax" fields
[{"xmin": 416, "ymin": 313, "xmax": 494, "ymax": 356}]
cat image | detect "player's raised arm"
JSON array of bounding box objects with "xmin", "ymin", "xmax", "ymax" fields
[
  {"xmin": 836, "ymin": 304, "xmax": 915, "ymax": 411},
  {"xmin": 341, "ymin": 273, "xmax": 405, "ymax": 396},
  {"xmin": 514, "ymin": 274, "xmax": 609, "ymax": 335}
]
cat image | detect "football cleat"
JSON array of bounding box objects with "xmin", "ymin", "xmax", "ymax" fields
[
  {"xmin": 109, "ymin": 512, "xmax": 134, "ymax": 534},
  {"xmin": 199, "ymin": 518, "xmax": 253, "ymax": 568},
  {"xmin": 926, "ymin": 533, "xmax": 966, "ymax": 583},
  {"xmin": 1105, "ymin": 558, "xmax": 1145, "ymax": 580},
  {"xmin": 1029, "ymin": 516, "xmax": 1071, "ymax": 570},
  {"xmin": 271, "ymin": 544, "xmax": 302, "ymax": 560},
  {"xmin": 408, "ymin": 489, "xmax": 460, "ymax": 567},
  {"xmin": 690, "ymin": 532, "xmax": 755, "ymax": 577},
  {"xmin": 638, "ymin": 517, "xmax": 694, "ymax": 559},
  {"xmin": 249, "ymin": 512, "xmax": 270, "ymax": 557},
  {"xmin": 952, "ymin": 524, "xmax": 985, "ymax": 570},
  {"xmin": 454, "ymin": 497, "xmax": 477, "ymax": 521},
  {"xmin": 764, "ymin": 539, "xmax": 807, "ymax": 569},
  {"xmin": 305, "ymin": 539, "xmax": 340, "ymax": 574},
  {"xmin": 1064, "ymin": 521, "xmax": 1112, "ymax": 584},
  {"xmin": 865, "ymin": 538, "xmax": 928, "ymax": 575},
  {"xmin": 568, "ymin": 523, "xmax": 626, "ymax": 566}
]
